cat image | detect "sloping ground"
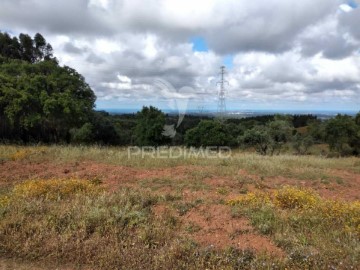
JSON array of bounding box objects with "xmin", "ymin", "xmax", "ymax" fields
[
  {"xmin": 1, "ymin": 158, "xmax": 359, "ymax": 257},
  {"xmin": 1, "ymin": 160, "xmax": 359, "ymax": 201}
]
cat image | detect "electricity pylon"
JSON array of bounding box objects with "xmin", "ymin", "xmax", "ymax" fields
[{"xmin": 217, "ymin": 66, "xmax": 228, "ymax": 119}]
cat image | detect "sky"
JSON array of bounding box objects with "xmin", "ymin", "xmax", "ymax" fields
[{"xmin": 1, "ymin": 0, "xmax": 360, "ymax": 112}]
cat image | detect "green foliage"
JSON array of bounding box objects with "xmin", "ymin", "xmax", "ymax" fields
[
  {"xmin": 0, "ymin": 32, "xmax": 53, "ymax": 63},
  {"xmin": 355, "ymin": 112, "xmax": 360, "ymax": 126},
  {"xmin": 90, "ymin": 111, "xmax": 122, "ymax": 145},
  {"xmin": 292, "ymin": 114, "xmax": 317, "ymax": 128},
  {"xmin": 70, "ymin": 123, "xmax": 94, "ymax": 144},
  {"xmin": 240, "ymin": 126, "xmax": 272, "ymax": 155},
  {"xmin": 0, "ymin": 59, "xmax": 95, "ymax": 142},
  {"xmin": 292, "ymin": 133, "xmax": 314, "ymax": 155},
  {"xmin": 240, "ymin": 120, "xmax": 293, "ymax": 155},
  {"xmin": 0, "ymin": 32, "xmax": 95, "ymax": 143},
  {"xmin": 134, "ymin": 106, "xmax": 168, "ymax": 146},
  {"xmin": 325, "ymin": 114, "xmax": 360, "ymax": 156},
  {"xmin": 268, "ymin": 119, "xmax": 293, "ymax": 153},
  {"xmin": 184, "ymin": 120, "xmax": 235, "ymax": 147},
  {"xmin": 307, "ymin": 119, "xmax": 326, "ymax": 143}
]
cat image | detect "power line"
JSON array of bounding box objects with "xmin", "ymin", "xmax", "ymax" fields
[{"xmin": 216, "ymin": 66, "xmax": 228, "ymax": 119}]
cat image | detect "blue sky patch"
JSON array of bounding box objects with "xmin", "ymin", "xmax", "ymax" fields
[
  {"xmin": 223, "ymin": 55, "xmax": 234, "ymax": 69},
  {"xmin": 191, "ymin": 36, "xmax": 209, "ymax": 52},
  {"xmin": 348, "ymin": 0, "xmax": 358, "ymax": 8}
]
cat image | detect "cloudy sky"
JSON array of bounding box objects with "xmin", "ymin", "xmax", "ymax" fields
[{"xmin": 1, "ymin": 0, "xmax": 360, "ymax": 112}]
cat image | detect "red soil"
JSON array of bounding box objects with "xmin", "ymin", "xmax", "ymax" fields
[{"xmin": 1, "ymin": 159, "xmax": 359, "ymax": 256}]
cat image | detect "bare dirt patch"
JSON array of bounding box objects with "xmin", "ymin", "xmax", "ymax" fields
[{"xmin": 181, "ymin": 204, "xmax": 284, "ymax": 256}]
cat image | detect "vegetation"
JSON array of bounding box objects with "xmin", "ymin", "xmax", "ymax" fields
[
  {"xmin": 134, "ymin": 106, "xmax": 169, "ymax": 147},
  {"xmin": 1, "ymin": 26, "xmax": 360, "ymax": 270},
  {"xmin": 228, "ymin": 187, "xmax": 360, "ymax": 268},
  {"xmin": 1, "ymin": 32, "xmax": 360, "ymax": 157},
  {"xmin": 184, "ymin": 120, "xmax": 236, "ymax": 147},
  {"xmin": 0, "ymin": 32, "xmax": 95, "ymax": 143},
  {"xmin": 0, "ymin": 32, "xmax": 53, "ymax": 63},
  {"xmin": 325, "ymin": 114, "xmax": 360, "ymax": 156},
  {"xmin": 239, "ymin": 119, "xmax": 293, "ymax": 155},
  {"xmin": 0, "ymin": 146, "xmax": 359, "ymax": 269},
  {"xmin": 0, "ymin": 179, "xmax": 278, "ymax": 269}
]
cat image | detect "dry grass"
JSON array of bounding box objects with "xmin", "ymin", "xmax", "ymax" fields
[
  {"xmin": 228, "ymin": 187, "xmax": 360, "ymax": 268},
  {"xmin": 1, "ymin": 145, "xmax": 359, "ymax": 178},
  {"xmin": 1, "ymin": 179, "xmax": 284, "ymax": 270},
  {"xmin": 1, "ymin": 145, "xmax": 360, "ymax": 269}
]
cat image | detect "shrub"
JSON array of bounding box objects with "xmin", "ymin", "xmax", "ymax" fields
[
  {"xmin": 227, "ymin": 191, "xmax": 271, "ymax": 208},
  {"xmin": 274, "ymin": 186, "xmax": 320, "ymax": 209}
]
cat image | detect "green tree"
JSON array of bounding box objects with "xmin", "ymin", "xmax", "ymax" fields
[
  {"xmin": 240, "ymin": 120, "xmax": 293, "ymax": 155},
  {"xmin": 325, "ymin": 115, "xmax": 359, "ymax": 156},
  {"xmin": 292, "ymin": 133, "xmax": 314, "ymax": 155},
  {"xmin": 184, "ymin": 120, "xmax": 235, "ymax": 147},
  {"xmin": 267, "ymin": 120, "xmax": 293, "ymax": 154},
  {"xmin": 70, "ymin": 123, "xmax": 94, "ymax": 144},
  {"xmin": 239, "ymin": 126, "xmax": 272, "ymax": 155},
  {"xmin": 19, "ymin": 33, "xmax": 34, "ymax": 63},
  {"xmin": 355, "ymin": 112, "xmax": 360, "ymax": 126},
  {"xmin": 307, "ymin": 119, "xmax": 326, "ymax": 143},
  {"xmin": 0, "ymin": 59, "xmax": 95, "ymax": 142},
  {"xmin": 134, "ymin": 106, "xmax": 168, "ymax": 146},
  {"xmin": 0, "ymin": 32, "xmax": 53, "ymax": 63},
  {"xmin": 34, "ymin": 33, "xmax": 53, "ymax": 62}
]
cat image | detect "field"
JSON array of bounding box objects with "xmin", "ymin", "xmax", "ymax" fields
[{"xmin": 0, "ymin": 145, "xmax": 359, "ymax": 269}]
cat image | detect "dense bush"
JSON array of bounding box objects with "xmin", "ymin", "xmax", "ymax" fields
[
  {"xmin": 325, "ymin": 114, "xmax": 360, "ymax": 156},
  {"xmin": 184, "ymin": 120, "xmax": 236, "ymax": 147},
  {"xmin": 239, "ymin": 119, "xmax": 293, "ymax": 155},
  {"xmin": 134, "ymin": 106, "xmax": 170, "ymax": 146}
]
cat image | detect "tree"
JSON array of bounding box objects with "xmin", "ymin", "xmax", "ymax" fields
[
  {"xmin": 292, "ymin": 133, "xmax": 314, "ymax": 155},
  {"xmin": 239, "ymin": 120, "xmax": 293, "ymax": 155},
  {"xmin": 90, "ymin": 111, "xmax": 120, "ymax": 145},
  {"xmin": 239, "ymin": 126, "xmax": 272, "ymax": 155},
  {"xmin": 19, "ymin": 33, "xmax": 34, "ymax": 63},
  {"xmin": 325, "ymin": 114, "xmax": 359, "ymax": 156},
  {"xmin": 184, "ymin": 120, "xmax": 235, "ymax": 147},
  {"xmin": 134, "ymin": 106, "xmax": 168, "ymax": 146},
  {"xmin": 0, "ymin": 32, "xmax": 54, "ymax": 63},
  {"xmin": 355, "ymin": 112, "xmax": 360, "ymax": 126},
  {"xmin": 70, "ymin": 123, "xmax": 94, "ymax": 144},
  {"xmin": 267, "ymin": 119, "xmax": 293, "ymax": 154},
  {"xmin": 0, "ymin": 58, "xmax": 95, "ymax": 143},
  {"xmin": 307, "ymin": 119, "xmax": 326, "ymax": 143}
]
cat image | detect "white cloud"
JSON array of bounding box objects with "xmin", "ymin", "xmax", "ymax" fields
[
  {"xmin": 339, "ymin": 4, "xmax": 354, "ymax": 13},
  {"xmin": 1, "ymin": 0, "xmax": 360, "ymax": 110}
]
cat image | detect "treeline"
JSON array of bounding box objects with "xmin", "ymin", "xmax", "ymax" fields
[
  {"xmin": 1, "ymin": 32, "xmax": 359, "ymax": 156},
  {"xmin": 0, "ymin": 32, "xmax": 53, "ymax": 63},
  {"xmin": 0, "ymin": 32, "xmax": 95, "ymax": 143}
]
